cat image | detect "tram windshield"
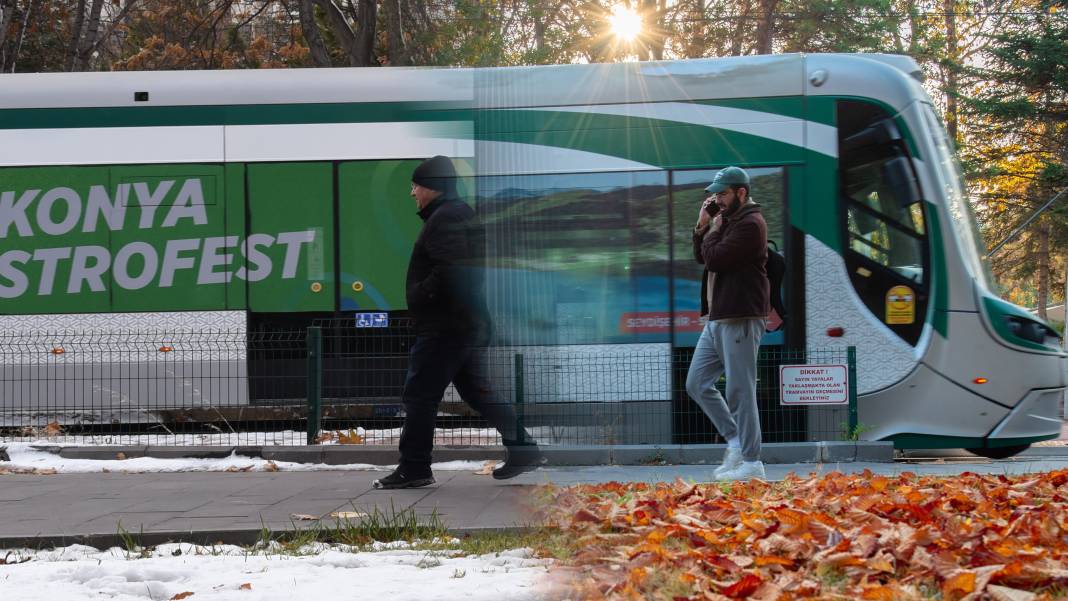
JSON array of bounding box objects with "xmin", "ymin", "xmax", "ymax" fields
[{"xmin": 920, "ymin": 103, "xmax": 995, "ymax": 290}]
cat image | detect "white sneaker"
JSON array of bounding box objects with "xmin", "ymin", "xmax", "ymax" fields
[
  {"xmin": 716, "ymin": 460, "xmax": 766, "ymax": 481},
  {"xmin": 713, "ymin": 447, "xmax": 743, "ymax": 479}
]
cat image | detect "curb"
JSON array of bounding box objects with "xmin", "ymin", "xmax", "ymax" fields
[
  {"xmin": 29, "ymin": 441, "xmax": 897, "ymax": 465},
  {"xmin": 899, "ymin": 446, "xmax": 1068, "ymax": 460}
]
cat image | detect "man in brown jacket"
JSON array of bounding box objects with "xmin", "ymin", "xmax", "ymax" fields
[{"xmin": 684, "ymin": 166, "xmax": 770, "ymax": 481}]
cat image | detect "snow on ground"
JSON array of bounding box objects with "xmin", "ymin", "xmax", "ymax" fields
[
  {"xmin": 0, "ymin": 442, "xmax": 497, "ymax": 474},
  {"xmin": 0, "ymin": 542, "xmax": 553, "ymax": 601}
]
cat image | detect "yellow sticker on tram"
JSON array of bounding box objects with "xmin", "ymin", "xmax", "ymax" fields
[{"xmin": 886, "ymin": 285, "xmax": 915, "ymax": 325}]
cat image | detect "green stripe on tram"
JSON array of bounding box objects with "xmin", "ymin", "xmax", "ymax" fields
[
  {"xmin": 477, "ymin": 110, "xmax": 807, "ymax": 170},
  {"xmin": 0, "ymin": 101, "xmax": 469, "ymax": 130}
]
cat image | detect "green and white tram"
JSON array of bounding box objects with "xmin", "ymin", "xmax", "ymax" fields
[{"xmin": 1, "ymin": 53, "xmax": 1063, "ymax": 455}]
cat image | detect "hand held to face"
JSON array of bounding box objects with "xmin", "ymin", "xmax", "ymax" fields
[{"xmin": 698, "ymin": 197, "xmax": 716, "ymax": 227}]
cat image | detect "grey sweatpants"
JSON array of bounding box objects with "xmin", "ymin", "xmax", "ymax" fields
[{"xmin": 685, "ymin": 318, "xmax": 765, "ymax": 462}]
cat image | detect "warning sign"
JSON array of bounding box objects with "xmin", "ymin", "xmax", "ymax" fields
[
  {"xmin": 885, "ymin": 285, "xmax": 915, "ymax": 325},
  {"xmin": 780, "ymin": 364, "xmax": 849, "ymax": 405}
]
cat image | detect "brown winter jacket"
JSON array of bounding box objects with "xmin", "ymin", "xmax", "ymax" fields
[{"xmin": 692, "ymin": 201, "xmax": 771, "ymax": 321}]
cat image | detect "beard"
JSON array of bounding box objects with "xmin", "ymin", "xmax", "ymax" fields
[{"xmin": 719, "ymin": 194, "xmax": 741, "ymax": 216}]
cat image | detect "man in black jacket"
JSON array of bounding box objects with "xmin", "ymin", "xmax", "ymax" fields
[{"xmin": 373, "ymin": 156, "xmax": 542, "ymax": 489}]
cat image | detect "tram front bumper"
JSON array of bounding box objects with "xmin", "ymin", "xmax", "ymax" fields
[{"xmin": 988, "ymin": 388, "xmax": 1065, "ymax": 442}]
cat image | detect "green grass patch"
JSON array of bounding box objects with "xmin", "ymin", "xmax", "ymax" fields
[{"xmin": 250, "ymin": 502, "xmax": 575, "ymax": 560}]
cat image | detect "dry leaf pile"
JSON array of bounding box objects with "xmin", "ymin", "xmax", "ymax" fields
[
  {"xmin": 0, "ymin": 466, "xmax": 57, "ymax": 475},
  {"xmin": 544, "ymin": 469, "xmax": 1068, "ymax": 600}
]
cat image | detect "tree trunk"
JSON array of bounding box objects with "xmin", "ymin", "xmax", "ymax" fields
[
  {"xmin": 353, "ymin": 0, "xmax": 376, "ymax": 66},
  {"xmin": 0, "ymin": 0, "xmax": 8, "ymax": 71},
  {"xmin": 314, "ymin": 0, "xmax": 360, "ymax": 66},
  {"xmin": 688, "ymin": 0, "xmax": 706, "ymax": 58},
  {"xmin": 943, "ymin": 0, "xmax": 958, "ymax": 143},
  {"xmin": 731, "ymin": 0, "xmax": 751, "ymax": 56},
  {"xmin": 384, "ymin": 0, "xmax": 409, "ymax": 66},
  {"xmin": 754, "ymin": 0, "xmax": 778, "ymax": 55},
  {"xmin": 1038, "ymin": 221, "xmax": 1051, "ymax": 320},
  {"xmin": 299, "ymin": 0, "xmax": 333, "ymax": 66},
  {"xmin": 533, "ymin": 0, "xmax": 545, "ymax": 56},
  {"xmin": 637, "ymin": 0, "xmax": 663, "ymax": 61},
  {"xmin": 65, "ymin": 0, "xmax": 87, "ymax": 71},
  {"xmin": 9, "ymin": 0, "xmax": 34, "ymax": 73},
  {"xmin": 74, "ymin": 0, "xmax": 104, "ymax": 71}
]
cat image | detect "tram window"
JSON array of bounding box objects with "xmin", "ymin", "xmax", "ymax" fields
[
  {"xmin": 846, "ymin": 204, "xmax": 925, "ymax": 284},
  {"xmin": 838, "ymin": 100, "xmax": 930, "ymax": 346},
  {"xmin": 670, "ymin": 167, "xmax": 786, "ymax": 347},
  {"xmin": 843, "ymin": 159, "xmax": 925, "ymax": 236},
  {"xmin": 475, "ymin": 170, "xmax": 670, "ymax": 346}
]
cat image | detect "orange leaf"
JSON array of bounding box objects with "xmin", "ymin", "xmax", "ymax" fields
[
  {"xmin": 646, "ymin": 529, "xmax": 667, "ymax": 544},
  {"xmin": 720, "ymin": 573, "xmax": 762, "ymax": 598},
  {"xmin": 338, "ymin": 429, "xmax": 364, "ymax": 445},
  {"xmin": 862, "ymin": 586, "xmax": 897, "ymax": 600},
  {"xmin": 997, "ymin": 561, "xmax": 1026, "ymax": 579},
  {"xmin": 239, "ymin": 583, "xmax": 252, "ymax": 590},
  {"xmin": 774, "ymin": 507, "xmax": 808, "ymax": 531},
  {"xmin": 942, "ymin": 571, "xmax": 976, "ymax": 600},
  {"xmin": 867, "ymin": 558, "xmax": 895, "ymax": 573},
  {"xmin": 754, "ymin": 556, "xmax": 794, "ymax": 568},
  {"xmin": 170, "ymin": 594, "xmax": 194, "ymax": 601}
]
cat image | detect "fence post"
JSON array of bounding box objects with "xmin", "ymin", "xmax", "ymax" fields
[
  {"xmin": 306, "ymin": 326, "xmax": 323, "ymax": 445},
  {"xmin": 514, "ymin": 353, "xmax": 525, "ymax": 438},
  {"xmin": 847, "ymin": 346, "xmax": 858, "ymax": 434}
]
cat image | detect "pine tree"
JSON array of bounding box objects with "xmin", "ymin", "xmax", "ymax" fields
[{"xmin": 962, "ymin": 3, "xmax": 1068, "ymax": 316}]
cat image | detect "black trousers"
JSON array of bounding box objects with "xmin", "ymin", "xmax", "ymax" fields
[{"xmin": 397, "ymin": 333, "xmax": 527, "ymax": 473}]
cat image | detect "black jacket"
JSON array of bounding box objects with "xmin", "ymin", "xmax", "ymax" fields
[
  {"xmin": 692, "ymin": 201, "xmax": 771, "ymax": 321},
  {"xmin": 405, "ymin": 195, "xmax": 488, "ymax": 336}
]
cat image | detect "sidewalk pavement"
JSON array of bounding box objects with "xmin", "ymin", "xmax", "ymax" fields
[{"xmin": 4, "ymin": 456, "xmax": 1068, "ymax": 550}]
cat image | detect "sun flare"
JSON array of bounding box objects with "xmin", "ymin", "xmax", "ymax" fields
[{"xmin": 608, "ymin": 6, "xmax": 642, "ymax": 42}]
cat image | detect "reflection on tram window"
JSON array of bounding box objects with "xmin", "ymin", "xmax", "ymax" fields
[
  {"xmin": 476, "ymin": 171, "xmax": 670, "ymax": 346},
  {"xmin": 670, "ymin": 167, "xmax": 786, "ymax": 347},
  {"xmin": 843, "ymin": 163, "xmax": 926, "ymax": 285}
]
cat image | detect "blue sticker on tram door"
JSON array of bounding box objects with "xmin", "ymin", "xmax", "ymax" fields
[{"xmin": 355, "ymin": 312, "xmax": 388, "ymax": 328}]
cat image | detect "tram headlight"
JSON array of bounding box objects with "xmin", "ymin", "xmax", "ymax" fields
[{"xmin": 1005, "ymin": 316, "xmax": 1061, "ymax": 346}]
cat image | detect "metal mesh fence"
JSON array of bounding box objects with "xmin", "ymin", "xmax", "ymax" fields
[{"xmin": 0, "ymin": 318, "xmax": 856, "ymax": 448}]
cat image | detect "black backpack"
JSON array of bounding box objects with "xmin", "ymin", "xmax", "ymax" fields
[{"xmin": 766, "ymin": 241, "xmax": 787, "ymax": 327}]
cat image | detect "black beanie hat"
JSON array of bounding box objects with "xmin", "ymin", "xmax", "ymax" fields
[{"xmin": 411, "ymin": 155, "xmax": 456, "ymax": 192}]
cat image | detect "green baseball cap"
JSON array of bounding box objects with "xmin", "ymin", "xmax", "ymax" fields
[{"xmin": 704, "ymin": 166, "xmax": 750, "ymax": 194}]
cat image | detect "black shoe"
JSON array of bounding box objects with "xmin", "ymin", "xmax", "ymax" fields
[
  {"xmin": 372, "ymin": 469, "xmax": 435, "ymax": 489},
  {"xmin": 493, "ymin": 447, "xmax": 546, "ymax": 480}
]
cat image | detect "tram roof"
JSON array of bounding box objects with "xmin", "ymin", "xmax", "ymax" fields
[{"xmin": 0, "ymin": 53, "xmax": 922, "ymax": 112}]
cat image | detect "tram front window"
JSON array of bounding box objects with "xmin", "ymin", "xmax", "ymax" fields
[
  {"xmin": 921, "ymin": 103, "xmax": 996, "ymax": 290},
  {"xmin": 844, "ymin": 160, "xmax": 926, "ymax": 284},
  {"xmin": 838, "ymin": 100, "xmax": 930, "ymax": 346}
]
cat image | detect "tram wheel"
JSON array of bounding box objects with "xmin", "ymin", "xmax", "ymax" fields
[{"xmin": 964, "ymin": 445, "xmax": 1030, "ymax": 459}]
